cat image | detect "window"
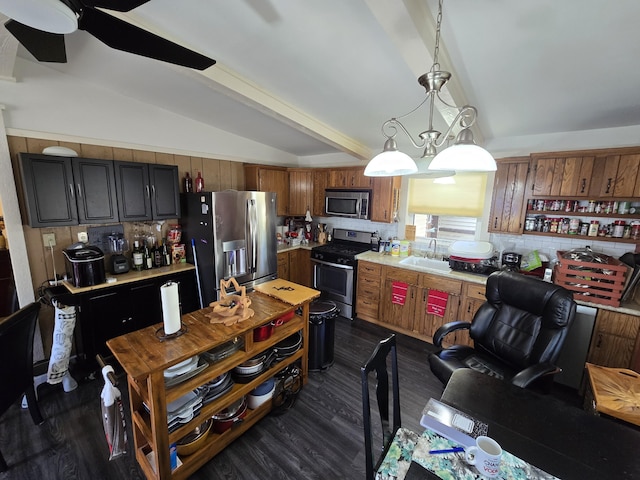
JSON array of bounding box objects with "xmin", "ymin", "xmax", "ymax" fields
[
  {"xmin": 412, "ymin": 214, "xmax": 477, "ymax": 242},
  {"xmin": 408, "ymin": 173, "xmax": 488, "ymax": 246}
]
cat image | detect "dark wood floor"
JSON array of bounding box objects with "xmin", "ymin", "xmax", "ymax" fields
[{"xmin": 0, "ymin": 318, "xmax": 583, "ymax": 480}]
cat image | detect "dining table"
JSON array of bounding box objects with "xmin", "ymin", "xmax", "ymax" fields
[{"xmin": 377, "ymin": 369, "xmax": 640, "ymax": 480}]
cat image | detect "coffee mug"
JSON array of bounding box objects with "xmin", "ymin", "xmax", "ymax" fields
[{"xmin": 465, "ymin": 436, "xmax": 502, "ymax": 478}]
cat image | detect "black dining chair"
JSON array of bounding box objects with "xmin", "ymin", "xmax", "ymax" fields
[
  {"xmin": 428, "ymin": 270, "xmax": 576, "ymax": 391},
  {"xmin": 0, "ymin": 301, "xmax": 45, "ymax": 472},
  {"xmin": 361, "ymin": 334, "xmax": 400, "ymax": 480}
]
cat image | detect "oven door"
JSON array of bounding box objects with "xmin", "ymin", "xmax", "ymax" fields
[{"xmin": 311, "ymin": 258, "xmax": 354, "ymax": 317}]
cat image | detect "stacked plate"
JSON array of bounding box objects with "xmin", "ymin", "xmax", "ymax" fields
[
  {"xmin": 164, "ymin": 355, "xmax": 209, "ymax": 388},
  {"xmin": 195, "ymin": 372, "xmax": 234, "ymax": 405},
  {"xmin": 166, "ymin": 390, "xmax": 203, "ymax": 433}
]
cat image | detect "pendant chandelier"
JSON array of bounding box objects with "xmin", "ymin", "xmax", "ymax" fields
[{"xmin": 364, "ymin": 0, "xmax": 496, "ymax": 177}]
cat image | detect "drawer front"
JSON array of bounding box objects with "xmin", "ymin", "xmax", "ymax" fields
[
  {"xmin": 464, "ymin": 282, "xmax": 486, "ymax": 300},
  {"xmin": 357, "ymin": 283, "xmax": 380, "ymax": 300},
  {"xmin": 420, "ymin": 274, "xmax": 462, "ymax": 295},
  {"xmin": 356, "ymin": 298, "xmax": 379, "ymax": 318},
  {"xmin": 384, "ymin": 266, "xmax": 419, "ymax": 285},
  {"xmin": 359, "ymin": 261, "xmax": 382, "ymax": 276},
  {"xmin": 358, "ymin": 273, "xmax": 381, "ymax": 289}
]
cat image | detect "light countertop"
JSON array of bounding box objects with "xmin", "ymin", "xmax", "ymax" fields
[
  {"xmin": 356, "ymin": 251, "xmax": 640, "ymax": 317},
  {"xmin": 62, "ymin": 263, "xmax": 196, "ymax": 294}
]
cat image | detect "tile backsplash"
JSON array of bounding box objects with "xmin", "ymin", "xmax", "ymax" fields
[{"xmin": 490, "ymin": 232, "xmax": 636, "ymax": 265}]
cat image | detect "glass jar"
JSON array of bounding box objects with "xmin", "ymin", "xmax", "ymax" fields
[
  {"xmin": 560, "ymin": 218, "xmax": 570, "ymax": 234},
  {"xmin": 613, "ymin": 220, "xmax": 625, "ymax": 238},
  {"xmin": 580, "ymin": 222, "xmax": 589, "ymax": 236},
  {"xmin": 568, "ymin": 218, "xmax": 580, "ymax": 234},
  {"xmin": 550, "ymin": 218, "xmax": 559, "ymax": 233},
  {"xmin": 588, "ymin": 220, "xmax": 599, "ymax": 237},
  {"xmin": 631, "ymin": 221, "xmax": 640, "ymax": 240}
]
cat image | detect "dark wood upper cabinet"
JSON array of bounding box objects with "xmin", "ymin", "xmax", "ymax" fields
[
  {"xmin": 71, "ymin": 158, "xmax": 119, "ymax": 224},
  {"xmin": 114, "ymin": 161, "xmax": 179, "ymax": 221},
  {"xmin": 19, "ymin": 153, "xmax": 78, "ymax": 227}
]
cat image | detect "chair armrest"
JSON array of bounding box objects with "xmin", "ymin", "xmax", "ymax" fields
[
  {"xmin": 432, "ymin": 321, "xmax": 471, "ymax": 348},
  {"xmin": 511, "ymin": 362, "xmax": 561, "ymax": 388}
]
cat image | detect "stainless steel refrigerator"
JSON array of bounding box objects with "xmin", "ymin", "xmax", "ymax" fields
[{"xmin": 181, "ymin": 191, "xmax": 277, "ymax": 307}]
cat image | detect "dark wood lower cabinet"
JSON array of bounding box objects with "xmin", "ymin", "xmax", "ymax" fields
[{"xmin": 75, "ymin": 270, "xmax": 197, "ymax": 361}]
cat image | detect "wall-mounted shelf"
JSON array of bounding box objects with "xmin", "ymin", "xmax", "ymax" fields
[{"xmin": 523, "ymin": 231, "xmax": 639, "ymax": 244}]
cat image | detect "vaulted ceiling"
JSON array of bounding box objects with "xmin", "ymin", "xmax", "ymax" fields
[{"xmin": 3, "ymin": 0, "xmax": 640, "ymax": 165}]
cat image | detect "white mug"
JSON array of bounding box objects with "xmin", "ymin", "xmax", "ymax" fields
[{"xmin": 465, "ymin": 436, "xmax": 502, "ymax": 478}]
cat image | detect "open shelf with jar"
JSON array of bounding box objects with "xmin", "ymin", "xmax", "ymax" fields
[{"xmin": 524, "ymin": 198, "xmax": 640, "ymax": 243}]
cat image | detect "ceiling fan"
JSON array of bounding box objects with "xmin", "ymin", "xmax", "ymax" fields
[{"xmin": 0, "ymin": 0, "xmax": 216, "ymax": 70}]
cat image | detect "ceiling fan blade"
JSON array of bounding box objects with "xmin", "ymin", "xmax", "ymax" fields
[
  {"xmin": 5, "ymin": 19, "xmax": 67, "ymax": 62},
  {"xmin": 78, "ymin": 7, "xmax": 216, "ymax": 70},
  {"xmin": 81, "ymin": 0, "xmax": 150, "ymax": 13}
]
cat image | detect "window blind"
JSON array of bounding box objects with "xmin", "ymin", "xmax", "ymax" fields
[{"xmin": 408, "ymin": 173, "xmax": 488, "ymax": 217}]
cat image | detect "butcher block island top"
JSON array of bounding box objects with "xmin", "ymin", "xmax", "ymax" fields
[{"xmin": 107, "ymin": 280, "xmax": 319, "ymax": 480}]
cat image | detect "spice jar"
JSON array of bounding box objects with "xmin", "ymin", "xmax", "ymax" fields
[
  {"xmin": 631, "ymin": 222, "xmax": 640, "ymax": 240},
  {"xmin": 613, "ymin": 220, "xmax": 625, "ymax": 238},
  {"xmin": 568, "ymin": 218, "xmax": 580, "ymax": 234},
  {"xmin": 579, "ymin": 222, "xmax": 589, "ymax": 236},
  {"xmin": 588, "ymin": 220, "xmax": 599, "ymax": 237}
]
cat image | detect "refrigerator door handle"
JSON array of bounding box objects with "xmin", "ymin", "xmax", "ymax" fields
[{"xmin": 248, "ymin": 198, "xmax": 258, "ymax": 273}]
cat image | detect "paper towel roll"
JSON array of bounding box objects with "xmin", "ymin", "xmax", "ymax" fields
[{"xmin": 161, "ymin": 281, "xmax": 181, "ymax": 335}]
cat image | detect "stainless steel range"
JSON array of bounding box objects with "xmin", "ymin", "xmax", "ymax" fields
[{"xmin": 311, "ymin": 228, "xmax": 373, "ymax": 319}]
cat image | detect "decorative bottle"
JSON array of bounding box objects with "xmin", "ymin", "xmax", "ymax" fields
[
  {"xmin": 183, "ymin": 172, "xmax": 193, "ymax": 193},
  {"xmin": 195, "ymin": 172, "xmax": 204, "ymax": 192},
  {"xmin": 132, "ymin": 240, "xmax": 144, "ymax": 271}
]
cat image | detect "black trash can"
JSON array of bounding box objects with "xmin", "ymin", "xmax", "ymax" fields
[{"xmin": 308, "ymin": 300, "xmax": 339, "ymax": 371}]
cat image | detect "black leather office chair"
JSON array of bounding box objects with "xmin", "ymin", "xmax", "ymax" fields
[
  {"xmin": 0, "ymin": 302, "xmax": 44, "ymax": 471},
  {"xmin": 361, "ymin": 334, "xmax": 400, "ymax": 480},
  {"xmin": 428, "ymin": 271, "xmax": 576, "ymax": 390}
]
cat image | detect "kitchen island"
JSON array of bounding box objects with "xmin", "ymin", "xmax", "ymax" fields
[{"xmin": 107, "ymin": 281, "xmax": 319, "ymax": 480}]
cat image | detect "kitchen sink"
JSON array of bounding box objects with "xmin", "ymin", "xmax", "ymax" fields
[{"xmin": 399, "ymin": 256, "xmax": 451, "ymax": 272}]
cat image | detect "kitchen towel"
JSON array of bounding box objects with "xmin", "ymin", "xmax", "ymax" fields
[
  {"xmin": 47, "ymin": 300, "xmax": 77, "ymax": 385},
  {"xmin": 392, "ymin": 281, "xmax": 408, "ymax": 305},
  {"xmin": 427, "ymin": 290, "xmax": 449, "ymax": 318}
]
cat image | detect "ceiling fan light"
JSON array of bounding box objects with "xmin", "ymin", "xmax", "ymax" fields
[
  {"xmin": 365, "ymin": 138, "xmax": 418, "ymax": 176},
  {"xmin": 0, "ymin": 0, "xmax": 78, "ymax": 34}
]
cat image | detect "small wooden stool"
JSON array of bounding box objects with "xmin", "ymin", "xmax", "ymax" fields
[{"xmin": 584, "ymin": 362, "xmax": 640, "ymax": 427}]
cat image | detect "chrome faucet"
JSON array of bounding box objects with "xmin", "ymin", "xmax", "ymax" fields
[{"xmin": 427, "ymin": 238, "xmax": 437, "ymax": 259}]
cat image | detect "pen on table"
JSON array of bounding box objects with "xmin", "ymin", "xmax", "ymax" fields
[{"xmin": 429, "ymin": 447, "xmax": 464, "ymax": 454}]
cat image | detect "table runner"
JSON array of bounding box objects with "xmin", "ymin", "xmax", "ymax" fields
[{"xmin": 376, "ymin": 427, "xmax": 559, "ymax": 480}]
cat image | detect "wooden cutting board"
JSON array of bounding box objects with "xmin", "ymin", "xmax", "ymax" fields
[{"xmin": 253, "ymin": 279, "xmax": 320, "ymax": 306}]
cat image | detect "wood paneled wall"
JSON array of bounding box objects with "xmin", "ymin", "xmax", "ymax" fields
[{"xmin": 6, "ymin": 135, "xmax": 245, "ymax": 356}]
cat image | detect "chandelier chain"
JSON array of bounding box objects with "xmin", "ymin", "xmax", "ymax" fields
[{"xmin": 431, "ymin": 0, "xmax": 444, "ymax": 72}]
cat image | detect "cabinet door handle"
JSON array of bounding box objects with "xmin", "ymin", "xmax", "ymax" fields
[
  {"xmin": 69, "ymin": 183, "xmax": 75, "ymax": 199},
  {"xmin": 606, "ymin": 178, "xmax": 612, "ymax": 194},
  {"xmin": 145, "ymin": 185, "xmax": 150, "ymax": 199},
  {"xmin": 76, "ymin": 183, "xmax": 82, "ymax": 198},
  {"xmin": 580, "ymin": 178, "xmax": 586, "ymax": 193},
  {"xmin": 596, "ymin": 333, "xmax": 602, "ymax": 348},
  {"xmin": 122, "ymin": 317, "xmax": 132, "ymax": 324},
  {"xmin": 151, "ymin": 185, "xmax": 156, "ymax": 199},
  {"xmin": 494, "ymin": 217, "xmax": 498, "ymax": 228}
]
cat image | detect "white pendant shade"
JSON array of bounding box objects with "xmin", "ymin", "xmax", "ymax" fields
[
  {"xmin": 428, "ymin": 144, "xmax": 496, "ymax": 172},
  {"xmin": 364, "ymin": 150, "xmax": 418, "ymax": 177},
  {"xmin": 0, "ymin": 0, "xmax": 78, "ymax": 34}
]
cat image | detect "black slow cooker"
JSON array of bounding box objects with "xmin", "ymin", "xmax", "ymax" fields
[{"xmin": 63, "ymin": 245, "xmax": 106, "ymax": 287}]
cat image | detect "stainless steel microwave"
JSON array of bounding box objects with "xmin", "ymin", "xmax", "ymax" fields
[{"xmin": 324, "ymin": 189, "xmax": 371, "ymax": 219}]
